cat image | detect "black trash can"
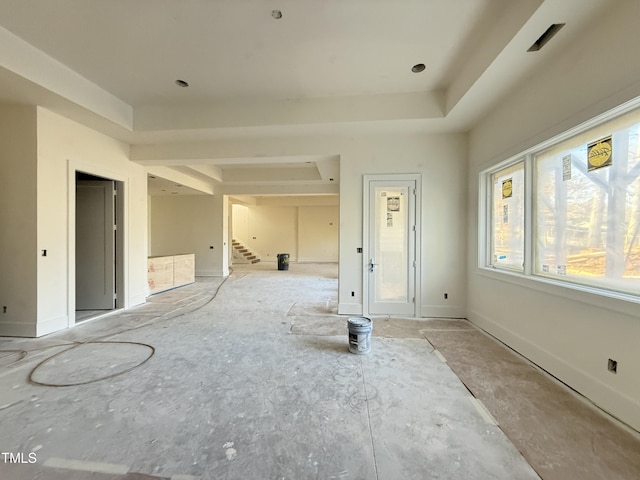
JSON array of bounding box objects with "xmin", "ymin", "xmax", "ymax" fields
[{"xmin": 277, "ymin": 253, "xmax": 290, "ymax": 271}]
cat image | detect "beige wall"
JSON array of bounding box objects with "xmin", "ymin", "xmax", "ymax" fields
[
  {"xmin": 298, "ymin": 206, "xmax": 339, "ymax": 262},
  {"xmin": 467, "ymin": 1, "xmax": 640, "ymax": 431},
  {"xmin": 232, "ymin": 199, "xmax": 339, "ymax": 263},
  {"xmin": 34, "ymin": 108, "xmax": 148, "ymax": 336},
  {"xmin": 149, "ymin": 195, "xmax": 221, "ymax": 276},
  {"xmin": 0, "ymin": 105, "xmax": 148, "ymax": 337},
  {"xmin": 244, "ymin": 206, "xmax": 298, "ymax": 262},
  {"xmin": 232, "ymin": 204, "xmax": 249, "ymax": 245},
  {"xmin": 0, "ymin": 105, "xmax": 38, "ymax": 336}
]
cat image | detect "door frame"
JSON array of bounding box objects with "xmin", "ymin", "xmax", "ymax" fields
[
  {"xmin": 362, "ymin": 173, "xmax": 422, "ymax": 317},
  {"xmin": 67, "ymin": 160, "xmax": 127, "ymax": 327},
  {"xmin": 75, "ymin": 179, "xmax": 116, "ymax": 310}
]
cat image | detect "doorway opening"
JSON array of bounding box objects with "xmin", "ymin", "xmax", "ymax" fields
[{"xmin": 75, "ymin": 172, "xmax": 124, "ymax": 323}]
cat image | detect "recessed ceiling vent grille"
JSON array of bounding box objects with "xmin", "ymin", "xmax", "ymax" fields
[{"xmin": 527, "ymin": 23, "xmax": 565, "ymax": 52}]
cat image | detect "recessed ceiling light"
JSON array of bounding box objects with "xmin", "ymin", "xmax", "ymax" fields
[
  {"xmin": 272, "ymin": 10, "xmax": 282, "ymax": 19},
  {"xmin": 411, "ymin": 63, "xmax": 426, "ymax": 73},
  {"xmin": 175, "ymin": 79, "xmax": 189, "ymax": 87}
]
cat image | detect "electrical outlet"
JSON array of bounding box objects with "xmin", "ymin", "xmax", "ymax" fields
[
  {"xmin": 3, "ymin": 306, "xmax": 6, "ymax": 313},
  {"xmin": 608, "ymin": 358, "xmax": 617, "ymax": 374},
  {"xmin": 444, "ymin": 293, "xmax": 448, "ymax": 299},
  {"xmin": 351, "ymin": 291, "xmax": 355, "ymax": 297}
]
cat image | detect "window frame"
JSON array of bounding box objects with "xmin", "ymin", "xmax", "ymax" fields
[
  {"xmin": 479, "ymin": 96, "xmax": 640, "ymax": 306},
  {"xmin": 488, "ymin": 159, "xmax": 526, "ymax": 273}
]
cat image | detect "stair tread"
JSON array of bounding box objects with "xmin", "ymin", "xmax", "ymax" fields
[{"xmin": 232, "ymin": 241, "xmax": 260, "ymax": 264}]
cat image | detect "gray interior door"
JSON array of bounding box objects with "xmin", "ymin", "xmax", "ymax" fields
[{"xmin": 76, "ymin": 180, "xmax": 115, "ymax": 310}]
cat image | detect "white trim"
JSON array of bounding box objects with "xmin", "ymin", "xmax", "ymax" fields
[
  {"xmin": 363, "ymin": 173, "xmax": 422, "ymax": 317},
  {"xmin": 523, "ymin": 154, "xmax": 534, "ymax": 276}
]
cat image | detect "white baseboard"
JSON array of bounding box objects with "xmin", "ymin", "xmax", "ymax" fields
[
  {"xmin": 338, "ymin": 303, "xmax": 363, "ymax": 315},
  {"xmin": 196, "ymin": 269, "xmax": 229, "ymax": 277},
  {"xmin": 35, "ymin": 315, "xmax": 69, "ymax": 337},
  {"xmin": 468, "ymin": 309, "xmax": 640, "ymax": 433},
  {"xmin": 420, "ymin": 304, "xmax": 465, "ymax": 318},
  {"xmin": 127, "ymin": 293, "xmax": 147, "ymax": 308},
  {"xmin": 0, "ymin": 321, "xmax": 38, "ymax": 338}
]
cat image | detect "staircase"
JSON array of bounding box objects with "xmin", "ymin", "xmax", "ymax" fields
[{"xmin": 232, "ymin": 239, "xmax": 261, "ymax": 264}]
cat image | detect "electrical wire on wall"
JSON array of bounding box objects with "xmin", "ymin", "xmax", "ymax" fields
[{"xmin": 0, "ymin": 269, "xmax": 233, "ymax": 388}]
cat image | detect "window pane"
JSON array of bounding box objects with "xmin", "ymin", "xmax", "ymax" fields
[
  {"xmin": 491, "ymin": 162, "xmax": 525, "ymax": 270},
  {"xmin": 373, "ymin": 186, "xmax": 408, "ymax": 302},
  {"xmin": 535, "ymin": 112, "xmax": 640, "ymax": 294}
]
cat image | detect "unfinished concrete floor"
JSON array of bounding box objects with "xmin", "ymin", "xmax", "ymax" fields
[{"xmin": 0, "ymin": 263, "xmax": 636, "ymax": 479}]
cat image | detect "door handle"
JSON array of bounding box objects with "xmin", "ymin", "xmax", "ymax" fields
[{"xmin": 369, "ymin": 258, "xmax": 378, "ymax": 272}]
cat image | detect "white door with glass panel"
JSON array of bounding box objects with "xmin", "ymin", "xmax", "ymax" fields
[{"xmin": 365, "ymin": 177, "xmax": 419, "ymax": 316}]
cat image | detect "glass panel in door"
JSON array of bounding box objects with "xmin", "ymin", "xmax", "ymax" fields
[{"xmin": 368, "ymin": 180, "xmax": 415, "ymax": 315}]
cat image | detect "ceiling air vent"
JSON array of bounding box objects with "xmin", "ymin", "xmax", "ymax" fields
[{"xmin": 527, "ymin": 23, "xmax": 565, "ymax": 52}]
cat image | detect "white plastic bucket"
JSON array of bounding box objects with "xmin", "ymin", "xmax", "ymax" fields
[{"xmin": 347, "ymin": 316, "xmax": 372, "ymax": 354}]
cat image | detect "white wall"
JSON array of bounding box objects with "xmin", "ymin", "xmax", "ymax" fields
[
  {"xmin": 467, "ymin": 1, "xmax": 640, "ymax": 432},
  {"xmin": 149, "ymin": 195, "xmax": 221, "ymax": 276},
  {"xmin": 338, "ymin": 133, "xmax": 468, "ymax": 318},
  {"xmin": 0, "ymin": 105, "xmax": 38, "ymax": 337},
  {"xmin": 36, "ymin": 107, "xmax": 148, "ymax": 336}
]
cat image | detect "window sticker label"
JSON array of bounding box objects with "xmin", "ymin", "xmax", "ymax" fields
[
  {"xmin": 562, "ymin": 154, "xmax": 572, "ymax": 181},
  {"xmin": 587, "ymin": 136, "xmax": 612, "ymax": 171},
  {"xmin": 501, "ymin": 178, "xmax": 513, "ymax": 199}
]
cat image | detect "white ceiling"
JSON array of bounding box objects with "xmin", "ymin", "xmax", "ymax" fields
[{"xmin": 0, "ymin": 0, "xmax": 615, "ymax": 195}]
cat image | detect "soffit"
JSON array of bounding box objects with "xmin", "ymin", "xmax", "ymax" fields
[{"xmin": 0, "ymin": 0, "xmax": 615, "ymax": 195}]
